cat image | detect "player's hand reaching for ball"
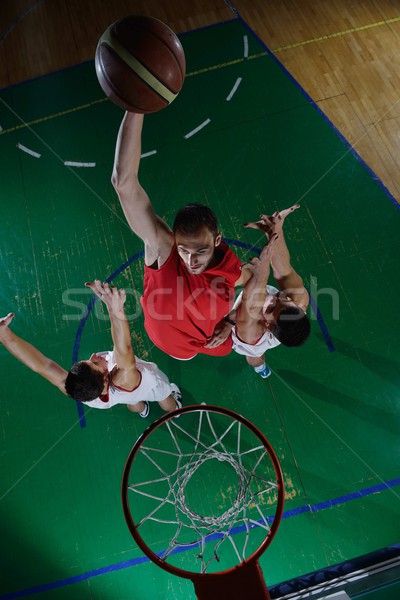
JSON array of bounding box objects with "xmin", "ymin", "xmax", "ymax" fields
[
  {"xmin": 244, "ymin": 204, "xmax": 300, "ymax": 239},
  {"xmin": 85, "ymin": 280, "xmax": 126, "ymax": 315}
]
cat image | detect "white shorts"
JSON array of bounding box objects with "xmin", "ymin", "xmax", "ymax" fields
[
  {"xmin": 136, "ymin": 359, "xmax": 173, "ymax": 403},
  {"xmin": 231, "ymin": 328, "xmax": 281, "ymax": 358}
]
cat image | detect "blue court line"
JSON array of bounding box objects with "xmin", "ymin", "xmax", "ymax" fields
[
  {"xmin": 0, "ymin": 0, "xmax": 46, "ymax": 44},
  {"xmin": 281, "ymin": 476, "xmax": 400, "ymax": 519},
  {"xmin": 223, "ymin": 237, "xmax": 261, "ymax": 254},
  {"xmin": 308, "ymin": 293, "xmax": 335, "ymax": 352},
  {"xmin": 73, "ymin": 239, "xmax": 332, "ymax": 427},
  {"xmin": 232, "ymin": 8, "xmax": 400, "ymax": 212},
  {"xmin": 2, "ymin": 476, "xmax": 399, "ymax": 599}
]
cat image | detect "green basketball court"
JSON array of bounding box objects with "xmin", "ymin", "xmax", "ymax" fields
[{"xmin": 0, "ymin": 16, "xmax": 399, "ymax": 600}]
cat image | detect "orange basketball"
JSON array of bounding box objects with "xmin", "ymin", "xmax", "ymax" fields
[{"xmin": 95, "ymin": 16, "xmax": 186, "ymax": 114}]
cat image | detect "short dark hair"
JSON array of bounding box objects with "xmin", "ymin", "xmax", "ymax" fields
[
  {"xmin": 65, "ymin": 361, "xmax": 104, "ymax": 402},
  {"xmin": 270, "ymin": 307, "xmax": 311, "ymax": 347},
  {"xmin": 173, "ymin": 203, "xmax": 219, "ymax": 239}
]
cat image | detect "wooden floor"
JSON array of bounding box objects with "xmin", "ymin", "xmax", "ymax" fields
[{"xmin": 1, "ymin": 0, "xmax": 400, "ymax": 204}]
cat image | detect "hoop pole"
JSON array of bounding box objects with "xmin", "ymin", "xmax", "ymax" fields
[{"xmin": 192, "ymin": 561, "xmax": 271, "ymax": 600}]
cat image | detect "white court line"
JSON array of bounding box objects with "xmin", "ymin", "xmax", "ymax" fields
[
  {"xmin": 243, "ymin": 35, "xmax": 249, "ymax": 58},
  {"xmin": 64, "ymin": 161, "xmax": 96, "ymax": 167},
  {"xmin": 141, "ymin": 150, "xmax": 157, "ymax": 158},
  {"xmin": 184, "ymin": 118, "xmax": 211, "ymax": 139},
  {"xmin": 226, "ymin": 77, "xmax": 242, "ymax": 101},
  {"xmin": 17, "ymin": 142, "xmax": 41, "ymax": 158}
]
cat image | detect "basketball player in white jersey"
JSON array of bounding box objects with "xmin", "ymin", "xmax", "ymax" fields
[
  {"xmin": 0, "ymin": 280, "xmax": 181, "ymax": 419},
  {"xmin": 228, "ymin": 205, "xmax": 310, "ymax": 378}
]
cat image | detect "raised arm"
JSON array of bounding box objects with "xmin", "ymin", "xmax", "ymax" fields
[
  {"xmin": 111, "ymin": 112, "xmax": 174, "ymax": 267},
  {"xmin": 85, "ymin": 280, "xmax": 140, "ymax": 390},
  {"xmin": 0, "ymin": 313, "xmax": 67, "ymax": 393},
  {"xmin": 244, "ymin": 205, "xmax": 309, "ymax": 311},
  {"xmin": 235, "ymin": 239, "xmax": 277, "ymax": 344}
]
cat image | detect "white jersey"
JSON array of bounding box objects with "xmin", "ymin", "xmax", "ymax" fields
[
  {"xmin": 231, "ymin": 285, "xmax": 281, "ymax": 358},
  {"xmin": 85, "ymin": 351, "xmax": 172, "ymax": 410}
]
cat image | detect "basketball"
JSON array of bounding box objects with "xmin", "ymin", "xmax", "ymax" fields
[{"xmin": 95, "ymin": 15, "xmax": 186, "ymax": 114}]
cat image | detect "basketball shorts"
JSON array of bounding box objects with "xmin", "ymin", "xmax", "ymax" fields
[{"xmin": 231, "ymin": 328, "xmax": 281, "ymax": 358}]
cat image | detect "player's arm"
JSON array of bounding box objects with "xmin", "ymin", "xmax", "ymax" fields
[
  {"xmin": 205, "ymin": 262, "xmax": 249, "ymax": 347},
  {"xmin": 268, "ymin": 234, "xmax": 309, "ymax": 312},
  {"xmin": 244, "ymin": 205, "xmax": 309, "ymax": 310},
  {"xmin": 0, "ymin": 313, "xmax": 68, "ymax": 393},
  {"xmin": 205, "ymin": 240, "xmax": 276, "ymax": 349},
  {"xmin": 207, "ymin": 261, "xmax": 260, "ymax": 347},
  {"xmin": 273, "ymin": 268, "xmax": 309, "ymax": 311},
  {"xmin": 265, "ymin": 226, "xmax": 308, "ymax": 309},
  {"xmin": 234, "ymin": 267, "xmax": 252, "ymax": 287},
  {"xmin": 111, "ymin": 112, "xmax": 173, "ymax": 266},
  {"xmin": 234, "ymin": 240, "xmax": 277, "ymax": 344},
  {"xmin": 85, "ymin": 281, "xmax": 141, "ymax": 390}
]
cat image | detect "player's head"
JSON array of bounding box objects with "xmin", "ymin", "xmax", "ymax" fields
[
  {"xmin": 264, "ymin": 294, "xmax": 311, "ymax": 347},
  {"xmin": 65, "ymin": 354, "xmax": 109, "ymax": 401},
  {"xmin": 173, "ymin": 204, "xmax": 222, "ymax": 275},
  {"xmin": 173, "ymin": 203, "xmax": 219, "ymax": 239}
]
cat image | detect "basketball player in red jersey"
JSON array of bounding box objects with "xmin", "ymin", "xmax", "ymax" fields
[{"xmin": 111, "ymin": 112, "xmax": 250, "ymax": 360}]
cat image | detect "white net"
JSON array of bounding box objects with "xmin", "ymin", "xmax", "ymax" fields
[{"xmin": 124, "ymin": 407, "xmax": 283, "ymax": 575}]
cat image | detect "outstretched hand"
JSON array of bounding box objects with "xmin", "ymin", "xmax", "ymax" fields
[
  {"xmin": 244, "ymin": 204, "xmax": 300, "ymax": 238},
  {"xmin": 0, "ymin": 312, "xmax": 14, "ymax": 331},
  {"xmin": 85, "ymin": 280, "xmax": 126, "ymax": 314}
]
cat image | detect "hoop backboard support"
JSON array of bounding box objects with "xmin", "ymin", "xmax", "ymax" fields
[
  {"xmin": 122, "ymin": 405, "xmax": 284, "ymax": 600},
  {"xmin": 192, "ymin": 560, "xmax": 271, "ymax": 600}
]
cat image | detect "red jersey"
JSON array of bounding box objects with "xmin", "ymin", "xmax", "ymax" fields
[{"xmin": 142, "ymin": 242, "xmax": 242, "ymax": 359}]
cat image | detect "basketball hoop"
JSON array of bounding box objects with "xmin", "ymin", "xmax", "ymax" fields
[{"xmin": 121, "ymin": 405, "xmax": 285, "ymax": 599}]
